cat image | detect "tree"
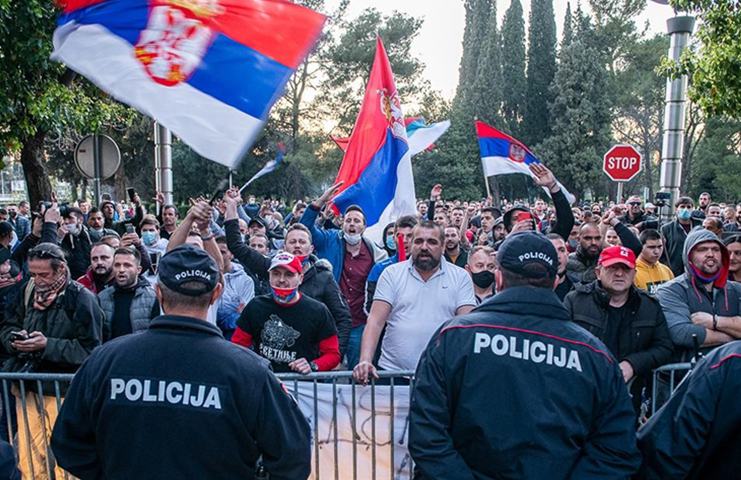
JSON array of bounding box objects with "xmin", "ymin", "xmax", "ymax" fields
[
  {"xmin": 0, "ymin": 1, "xmax": 127, "ymax": 206},
  {"xmin": 690, "ymin": 116, "xmax": 741, "ymax": 201},
  {"xmin": 663, "ymin": 0, "xmax": 741, "ymax": 119},
  {"xmin": 469, "ymin": 1, "xmax": 502, "ymax": 125},
  {"xmin": 538, "ymin": 18, "xmax": 612, "ymax": 200},
  {"xmin": 562, "ymin": 3, "xmax": 574, "ymax": 50},
  {"xmin": 522, "ymin": 0, "xmax": 557, "ymax": 146},
  {"xmin": 500, "ymin": 0, "xmax": 527, "ymax": 136}
]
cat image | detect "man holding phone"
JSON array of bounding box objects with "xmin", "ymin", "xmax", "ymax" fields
[{"xmin": 102, "ymin": 188, "xmax": 144, "ymax": 237}]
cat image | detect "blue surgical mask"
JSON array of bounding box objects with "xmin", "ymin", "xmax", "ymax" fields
[
  {"xmin": 142, "ymin": 231, "xmax": 157, "ymax": 245},
  {"xmin": 385, "ymin": 236, "xmax": 396, "ymax": 250},
  {"xmin": 677, "ymin": 208, "xmax": 691, "ymax": 220}
]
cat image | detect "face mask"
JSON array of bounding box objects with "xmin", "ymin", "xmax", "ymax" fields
[
  {"xmin": 471, "ymin": 270, "xmax": 496, "ymax": 289},
  {"xmin": 345, "ymin": 233, "xmax": 362, "ymax": 245},
  {"xmin": 385, "ymin": 236, "xmax": 396, "ymax": 250},
  {"xmin": 9, "ymin": 212, "xmax": 16, "ymax": 218},
  {"xmin": 677, "ymin": 208, "xmax": 691, "ymax": 220},
  {"xmin": 271, "ymin": 286, "xmax": 298, "ymax": 304},
  {"xmin": 295, "ymin": 254, "xmax": 310, "ymax": 266},
  {"xmin": 66, "ymin": 224, "xmax": 79, "ymax": 235},
  {"xmin": 142, "ymin": 232, "xmax": 157, "ymax": 245},
  {"xmin": 91, "ymin": 227, "xmax": 104, "ymax": 234},
  {"xmin": 568, "ymin": 239, "xmax": 578, "ymax": 249}
]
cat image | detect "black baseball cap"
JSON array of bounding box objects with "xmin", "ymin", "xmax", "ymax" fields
[
  {"xmin": 0, "ymin": 222, "xmax": 13, "ymax": 238},
  {"xmin": 503, "ymin": 205, "xmax": 530, "ymax": 227},
  {"xmin": 157, "ymin": 245, "xmax": 219, "ymax": 296},
  {"xmin": 497, "ymin": 231, "xmax": 558, "ymax": 279}
]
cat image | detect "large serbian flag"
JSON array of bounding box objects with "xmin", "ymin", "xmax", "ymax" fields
[
  {"xmin": 476, "ymin": 121, "xmax": 574, "ymax": 203},
  {"xmin": 331, "ymin": 117, "xmax": 450, "ymax": 158},
  {"xmin": 52, "ymin": 0, "xmax": 326, "ymax": 169},
  {"xmin": 331, "ymin": 37, "xmax": 416, "ymax": 241}
]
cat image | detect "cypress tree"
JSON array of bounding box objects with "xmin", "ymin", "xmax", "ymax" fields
[
  {"xmin": 562, "ymin": 3, "xmax": 574, "ymax": 51},
  {"xmin": 470, "ymin": 0, "xmax": 502, "ymax": 125},
  {"xmin": 500, "ymin": 0, "xmax": 526, "ymax": 136},
  {"xmin": 522, "ymin": 0, "xmax": 557, "ymax": 146}
]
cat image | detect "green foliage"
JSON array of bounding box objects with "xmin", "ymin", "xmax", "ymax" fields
[
  {"xmin": 469, "ymin": 1, "xmax": 502, "ymax": 126},
  {"xmin": 538, "ymin": 19, "xmax": 612, "ymax": 200},
  {"xmin": 522, "ymin": 0, "xmax": 557, "ymax": 146},
  {"xmin": 661, "ymin": 0, "xmax": 741, "ymax": 119},
  {"xmin": 500, "ymin": 0, "xmax": 527, "ymax": 136},
  {"xmin": 689, "ymin": 117, "xmax": 741, "ymax": 201}
]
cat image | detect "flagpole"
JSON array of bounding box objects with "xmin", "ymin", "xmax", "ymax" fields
[{"xmin": 484, "ymin": 175, "xmax": 492, "ymax": 199}]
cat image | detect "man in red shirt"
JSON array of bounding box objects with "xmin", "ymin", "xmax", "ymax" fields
[{"xmin": 232, "ymin": 252, "xmax": 340, "ymax": 374}]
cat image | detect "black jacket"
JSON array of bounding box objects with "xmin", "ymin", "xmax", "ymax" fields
[
  {"xmin": 61, "ymin": 227, "xmax": 93, "ymax": 280},
  {"xmin": 660, "ymin": 219, "xmax": 699, "ymax": 278},
  {"xmin": 564, "ymin": 281, "xmax": 673, "ymax": 377},
  {"xmin": 409, "ymin": 286, "xmax": 640, "ymax": 480},
  {"xmin": 51, "ymin": 315, "xmax": 311, "ymax": 480},
  {"xmin": 566, "ymin": 222, "xmax": 642, "ymax": 284},
  {"xmin": 546, "ymin": 187, "xmax": 576, "ymax": 241},
  {"xmin": 637, "ymin": 341, "xmax": 741, "ymax": 479},
  {"xmin": 224, "ymin": 219, "xmax": 352, "ymax": 355}
]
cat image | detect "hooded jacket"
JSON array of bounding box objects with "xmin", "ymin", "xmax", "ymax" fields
[
  {"xmin": 660, "ymin": 217, "xmax": 702, "ymax": 277},
  {"xmin": 61, "ymin": 226, "xmax": 93, "ymax": 280},
  {"xmin": 656, "ymin": 228, "xmax": 741, "ymax": 360},
  {"xmin": 215, "ymin": 262, "xmax": 255, "ymax": 338},
  {"xmin": 564, "ymin": 281, "xmax": 673, "ymax": 377}
]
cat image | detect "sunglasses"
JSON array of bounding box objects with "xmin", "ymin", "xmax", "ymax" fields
[
  {"xmin": 30, "ymin": 248, "xmax": 66, "ymax": 262},
  {"xmin": 628, "ymin": 202, "xmax": 642, "ymax": 206}
]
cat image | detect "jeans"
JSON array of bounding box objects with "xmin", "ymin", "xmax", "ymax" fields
[{"xmin": 345, "ymin": 325, "xmax": 365, "ymax": 369}]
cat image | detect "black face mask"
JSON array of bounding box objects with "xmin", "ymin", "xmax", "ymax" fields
[
  {"xmin": 472, "ymin": 270, "xmax": 496, "ymax": 289},
  {"xmin": 8, "ymin": 212, "xmax": 16, "ymax": 218}
]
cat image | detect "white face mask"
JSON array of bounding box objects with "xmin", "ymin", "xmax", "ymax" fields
[
  {"xmin": 345, "ymin": 233, "xmax": 362, "ymax": 245},
  {"xmin": 66, "ymin": 223, "xmax": 79, "ymax": 236}
]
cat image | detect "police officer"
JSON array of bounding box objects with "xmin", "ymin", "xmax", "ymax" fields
[
  {"xmin": 409, "ymin": 231, "xmax": 640, "ymax": 479},
  {"xmin": 637, "ymin": 340, "xmax": 741, "ymax": 479},
  {"xmin": 51, "ymin": 245, "xmax": 311, "ymax": 480}
]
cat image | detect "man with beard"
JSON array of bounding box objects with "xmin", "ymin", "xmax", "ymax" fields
[
  {"xmin": 547, "ymin": 233, "xmax": 574, "ymax": 301},
  {"xmin": 1, "ymin": 242, "xmax": 103, "ymax": 479},
  {"xmin": 465, "ymin": 246, "xmax": 496, "ymax": 304},
  {"xmin": 618, "ymin": 195, "xmax": 656, "ymax": 231},
  {"xmin": 98, "ymin": 248, "xmax": 159, "ymax": 341},
  {"xmin": 223, "ymin": 189, "xmax": 351, "ymax": 356},
  {"xmin": 657, "ymin": 228, "xmax": 741, "ymax": 361},
  {"xmin": 78, "ymin": 243, "xmax": 116, "ymax": 294},
  {"xmin": 87, "ymin": 207, "xmax": 119, "ymax": 243},
  {"xmin": 6, "ymin": 203, "xmax": 29, "ymax": 242},
  {"xmin": 60, "ymin": 206, "xmax": 93, "ymax": 280},
  {"xmin": 101, "ymin": 195, "xmax": 144, "ymax": 237},
  {"xmin": 567, "ymin": 211, "xmax": 641, "ymax": 284},
  {"xmin": 443, "ymin": 225, "xmax": 467, "ymax": 268},
  {"xmin": 353, "ymin": 221, "xmax": 475, "ymax": 383}
]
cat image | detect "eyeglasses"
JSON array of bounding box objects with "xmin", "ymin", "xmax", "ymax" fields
[{"xmin": 628, "ymin": 202, "xmax": 642, "ymax": 207}]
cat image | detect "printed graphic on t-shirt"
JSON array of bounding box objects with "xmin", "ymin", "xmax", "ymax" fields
[
  {"xmin": 645, "ymin": 280, "xmax": 668, "ymax": 294},
  {"xmin": 260, "ymin": 314, "xmax": 301, "ymax": 364}
]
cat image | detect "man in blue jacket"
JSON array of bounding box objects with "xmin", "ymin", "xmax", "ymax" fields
[
  {"xmin": 409, "ymin": 231, "xmax": 640, "ymax": 479},
  {"xmin": 300, "ymin": 182, "xmax": 387, "ymax": 367},
  {"xmin": 51, "ymin": 245, "xmax": 311, "ymax": 480}
]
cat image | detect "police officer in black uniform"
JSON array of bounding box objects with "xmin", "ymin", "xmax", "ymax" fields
[
  {"xmin": 51, "ymin": 245, "xmax": 311, "ymax": 480},
  {"xmin": 637, "ymin": 340, "xmax": 741, "ymax": 479},
  {"xmin": 409, "ymin": 231, "xmax": 641, "ymax": 479}
]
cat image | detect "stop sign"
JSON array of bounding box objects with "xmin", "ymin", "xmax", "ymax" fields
[{"xmin": 603, "ymin": 145, "xmax": 643, "ymax": 182}]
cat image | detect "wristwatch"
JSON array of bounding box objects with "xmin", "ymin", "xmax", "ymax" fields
[
  {"xmin": 201, "ymin": 232, "xmax": 214, "ymax": 242},
  {"xmin": 309, "ymin": 361, "xmax": 319, "ymax": 372}
]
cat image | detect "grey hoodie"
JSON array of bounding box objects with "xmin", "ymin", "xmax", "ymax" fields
[{"xmin": 655, "ymin": 228, "xmax": 741, "ymax": 360}]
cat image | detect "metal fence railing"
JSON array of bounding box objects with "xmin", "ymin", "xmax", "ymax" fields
[{"xmin": 0, "ymin": 363, "xmax": 695, "ymax": 479}]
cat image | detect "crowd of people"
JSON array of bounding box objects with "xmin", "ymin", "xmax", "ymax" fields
[{"xmin": 0, "ymin": 163, "xmax": 740, "ymax": 478}]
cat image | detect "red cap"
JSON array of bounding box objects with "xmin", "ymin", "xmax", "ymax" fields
[
  {"xmin": 268, "ymin": 251, "xmax": 303, "ymax": 274},
  {"xmin": 598, "ymin": 246, "xmax": 636, "ymax": 269}
]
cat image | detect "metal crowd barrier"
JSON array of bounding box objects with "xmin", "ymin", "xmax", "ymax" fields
[
  {"xmin": 650, "ymin": 362, "xmax": 692, "ymax": 415},
  {"xmin": 0, "ymin": 364, "xmax": 695, "ymax": 479},
  {"xmin": 0, "ymin": 370, "xmax": 415, "ymax": 480}
]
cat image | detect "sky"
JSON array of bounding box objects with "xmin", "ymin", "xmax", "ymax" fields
[{"xmin": 328, "ymin": 0, "xmax": 682, "ymax": 100}]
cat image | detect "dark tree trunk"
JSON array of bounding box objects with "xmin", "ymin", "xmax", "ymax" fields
[
  {"xmin": 20, "ymin": 129, "xmax": 52, "ymax": 207},
  {"xmin": 114, "ymin": 162, "xmax": 126, "ymax": 203},
  {"xmin": 490, "ymin": 177, "xmax": 501, "ymax": 208}
]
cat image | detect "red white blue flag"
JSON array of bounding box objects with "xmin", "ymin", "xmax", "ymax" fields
[
  {"xmin": 476, "ymin": 121, "xmax": 574, "ymax": 203},
  {"xmin": 52, "ymin": 0, "xmax": 326, "ymax": 168},
  {"xmin": 330, "ymin": 37, "xmax": 416, "ymax": 241},
  {"xmin": 331, "ymin": 117, "xmax": 450, "ymax": 158}
]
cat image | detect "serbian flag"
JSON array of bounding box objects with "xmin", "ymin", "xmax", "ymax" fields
[
  {"xmin": 330, "ymin": 37, "xmax": 416, "ymax": 241},
  {"xmin": 331, "ymin": 117, "xmax": 450, "ymax": 158},
  {"xmin": 51, "ymin": 0, "xmax": 326, "ymax": 169},
  {"xmin": 476, "ymin": 121, "xmax": 575, "ymax": 203}
]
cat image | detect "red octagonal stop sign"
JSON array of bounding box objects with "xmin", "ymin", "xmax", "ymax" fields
[{"xmin": 604, "ymin": 145, "xmax": 643, "ymax": 182}]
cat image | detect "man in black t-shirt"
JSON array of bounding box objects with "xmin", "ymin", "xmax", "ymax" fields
[{"xmin": 233, "ymin": 251, "xmax": 340, "ymax": 374}]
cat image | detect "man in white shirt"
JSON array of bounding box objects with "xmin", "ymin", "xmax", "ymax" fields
[{"xmin": 353, "ymin": 221, "xmax": 476, "ymax": 383}]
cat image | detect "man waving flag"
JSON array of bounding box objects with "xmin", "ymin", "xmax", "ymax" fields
[
  {"xmin": 330, "ymin": 37, "xmax": 416, "ymax": 242},
  {"xmin": 52, "ymin": 0, "xmax": 326, "ymax": 169}
]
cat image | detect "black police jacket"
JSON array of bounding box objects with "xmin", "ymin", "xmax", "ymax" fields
[
  {"xmin": 409, "ymin": 286, "xmax": 641, "ymax": 480},
  {"xmin": 51, "ymin": 315, "xmax": 311, "ymax": 480},
  {"xmin": 637, "ymin": 341, "xmax": 741, "ymax": 479}
]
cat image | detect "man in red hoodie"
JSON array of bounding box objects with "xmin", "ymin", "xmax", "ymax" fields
[{"xmin": 232, "ymin": 251, "xmax": 340, "ymax": 374}]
